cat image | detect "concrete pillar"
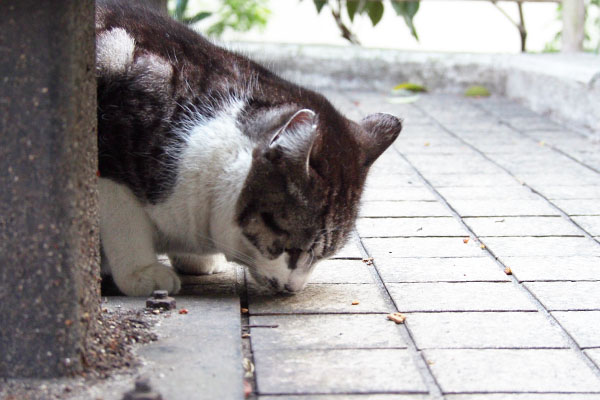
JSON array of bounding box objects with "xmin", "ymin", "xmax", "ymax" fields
[
  {"xmin": 562, "ymin": 0, "xmax": 585, "ymax": 52},
  {"xmin": 0, "ymin": 1, "xmax": 99, "ymax": 377}
]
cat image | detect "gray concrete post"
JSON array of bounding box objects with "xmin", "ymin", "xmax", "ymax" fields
[
  {"xmin": 562, "ymin": 0, "xmax": 585, "ymax": 52},
  {"xmin": 0, "ymin": 1, "xmax": 100, "ymax": 377}
]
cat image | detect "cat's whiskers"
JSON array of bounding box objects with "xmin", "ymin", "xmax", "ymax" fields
[{"xmin": 192, "ymin": 232, "xmax": 260, "ymax": 271}]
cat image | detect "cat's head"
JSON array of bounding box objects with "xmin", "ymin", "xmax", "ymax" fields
[{"xmin": 234, "ymin": 103, "xmax": 402, "ymax": 293}]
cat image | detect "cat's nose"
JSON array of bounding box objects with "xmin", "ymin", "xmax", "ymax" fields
[{"xmin": 284, "ymin": 283, "xmax": 299, "ymax": 293}]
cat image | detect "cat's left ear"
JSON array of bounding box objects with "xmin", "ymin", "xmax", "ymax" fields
[
  {"xmin": 267, "ymin": 109, "xmax": 317, "ymax": 173},
  {"xmin": 358, "ymin": 113, "xmax": 403, "ymax": 167}
]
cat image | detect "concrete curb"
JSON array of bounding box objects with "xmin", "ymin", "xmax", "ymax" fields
[{"xmin": 231, "ymin": 42, "xmax": 600, "ymax": 135}]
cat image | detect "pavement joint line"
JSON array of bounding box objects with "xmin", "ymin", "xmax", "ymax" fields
[
  {"xmin": 547, "ymin": 145, "xmax": 600, "ymax": 175},
  {"xmin": 255, "ymin": 346, "xmax": 410, "ymax": 351},
  {"xmin": 412, "ymin": 101, "xmax": 600, "ymax": 246},
  {"xmin": 405, "ymin": 99, "xmax": 600, "ymax": 383},
  {"xmin": 463, "ymin": 102, "xmax": 600, "ymax": 246},
  {"xmin": 239, "ymin": 266, "xmax": 258, "ymax": 399},
  {"xmin": 521, "ymin": 280, "xmax": 600, "ymax": 283},
  {"xmin": 472, "ymin": 102, "xmax": 600, "ymax": 176},
  {"xmin": 525, "ymin": 186, "xmax": 600, "ymax": 247},
  {"xmin": 441, "ymin": 391, "xmax": 600, "ymax": 395},
  {"xmin": 353, "ymin": 232, "xmax": 446, "ymax": 400},
  {"xmin": 361, "ymin": 235, "xmax": 585, "ymax": 238},
  {"xmin": 256, "ymin": 390, "xmax": 430, "ymax": 396}
]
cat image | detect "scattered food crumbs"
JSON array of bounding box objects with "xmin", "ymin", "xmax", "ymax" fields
[
  {"xmin": 241, "ymin": 333, "xmax": 251, "ymax": 338},
  {"xmin": 424, "ymin": 142, "xmax": 430, "ymax": 146},
  {"xmin": 495, "ymin": 219, "xmax": 505, "ymax": 223},
  {"xmin": 362, "ymin": 257, "xmax": 374, "ymax": 265},
  {"xmin": 504, "ymin": 267, "xmax": 512, "ymax": 275},
  {"xmin": 351, "ymin": 300, "xmax": 360, "ymax": 305},
  {"xmin": 64, "ymin": 319, "xmax": 72, "ymax": 327},
  {"xmin": 427, "ymin": 360, "xmax": 435, "ymax": 365},
  {"xmin": 178, "ymin": 308, "xmax": 188, "ymax": 314},
  {"xmin": 243, "ymin": 358, "xmax": 255, "ymax": 378},
  {"xmin": 243, "ymin": 381, "xmax": 252, "ymax": 398},
  {"xmin": 463, "ymin": 237, "xmax": 469, "ymax": 244},
  {"xmin": 241, "ymin": 307, "xmax": 249, "ymax": 314},
  {"xmin": 387, "ymin": 312, "xmax": 407, "ymax": 324},
  {"xmin": 152, "ymin": 309, "xmax": 160, "ymax": 315},
  {"xmin": 480, "ymin": 244, "xmax": 486, "ymax": 249}
]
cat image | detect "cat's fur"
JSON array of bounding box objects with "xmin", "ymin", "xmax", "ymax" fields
[{"xmin": 96, "ymin": 0, "xmax": 402, "ymax": 296}]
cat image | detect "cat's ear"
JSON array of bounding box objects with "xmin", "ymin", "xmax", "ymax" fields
[
  {"xmin": 266, "ymin": 109, "xmax": 317, "ymax": 173},
  {"xmin": 358, "ymin": 113, "xmax": 403, "ymax": 167}
]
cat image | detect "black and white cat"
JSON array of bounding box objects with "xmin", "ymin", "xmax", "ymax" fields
[{"xmin": 96, "ymin": 0, "xmax": 402, "ymax": 296}]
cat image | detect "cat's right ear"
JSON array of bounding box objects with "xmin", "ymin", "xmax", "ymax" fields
[
  {"xmin": 358, "ymin": 113, "xmax": 403, "ymax": 167},
  {"xmin": 265, "ymin": 109, "xmax": 317, "ymax": 174}
]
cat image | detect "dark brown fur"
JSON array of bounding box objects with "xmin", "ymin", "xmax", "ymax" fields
[{"xmin": 96, "ymin": 0, "xmax": 402, "ymax": 279}]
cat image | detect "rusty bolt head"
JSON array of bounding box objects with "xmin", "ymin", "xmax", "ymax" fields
[
  {"xmin": 135, "ymin": 377, "xmax": 152, "ymax": 393},
  {"xmin": 146, "ymin": 292, "xmax": 176, "ymax": 310},
  {"xmin": 152, "ymin": 290, "xmax": 168, "ymax": 299},
  {"xmin": 122, "ymin": 377, "xmax": 163, "ymax": 400}
]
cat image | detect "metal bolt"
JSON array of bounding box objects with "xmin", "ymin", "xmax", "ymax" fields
[
  {"xmin": 122, "ymin": 377, "xmax": 163, "ymax": 400},
  {"xmin": 152, "ymin": 290, "xmax": 168, "ymax": 299},
  {"xmin": 146, "ymin": 291, "xmax": 176, "ymax": 310},
  {"xmin": 135, "ymin": 377, "xmax": 152, "ymax": 393}
]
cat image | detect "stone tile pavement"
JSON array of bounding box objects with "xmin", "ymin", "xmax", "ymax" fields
[
  {"xmin": 8, "ymin": 92, "xmax": 598, "ymax": 400},
  {"xmin": 240, "ymin": 91, "xmax": 600, "ymax": 400}
]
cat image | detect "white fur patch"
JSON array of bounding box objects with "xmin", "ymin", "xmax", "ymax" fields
[
  {"xmin": 133, "ymin": 53, "xmax": 173, "ymax": 84},
  {"xmin": 146, "ymin": 100, "xmax": 254, "ymax": 258},
  {"xmin": 96, "ymin": 28, "xmax": 135, "ymax": 74}
]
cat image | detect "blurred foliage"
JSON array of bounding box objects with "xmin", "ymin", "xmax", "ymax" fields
[
  {"xmin": 304, "ymin": 0, "xmax": 420, "ymax": 44},
  {"xmin": 464, "ymin": 85, "xmax": 491, "ymax": 97},
  {"xmin": 544, "ymin": 0, "xmax": 600, "ymax": 53},
  {"xmin": 393, "ymin": 82, "xmax": 427, "ymax": 92},
  {"xmin": 169, "ymin": 0, "xmax": 270, "ymax": 36}
]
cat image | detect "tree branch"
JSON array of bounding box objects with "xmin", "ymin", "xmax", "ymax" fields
[
  {"xmin": 490, "ymin": 0, "xmax": 527, "ymax": 52},
  {"xmin": 331, "ymin": 0, "xmax": 361, "ymax": 44}
]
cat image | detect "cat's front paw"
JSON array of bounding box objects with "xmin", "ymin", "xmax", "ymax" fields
[
  {"xmin": 169, "ymin": 253, "xmax": 227, "ymax": 275},
  {"xmin": 118, "ymin": 262, "xmax": 181, "ymax": 296}
]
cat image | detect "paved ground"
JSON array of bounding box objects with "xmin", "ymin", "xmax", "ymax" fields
[
  {"xmin": 4, "ymin": 91, "xmax": 600, "ymax": 400},
  {"xmin": 239, "ymin": 91, "xmax": 600, "ymax": 399}
]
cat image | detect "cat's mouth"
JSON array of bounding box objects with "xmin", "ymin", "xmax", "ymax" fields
[{"xmin": 246, "ymin": 268, "xmax": 300, "ymax": 294}]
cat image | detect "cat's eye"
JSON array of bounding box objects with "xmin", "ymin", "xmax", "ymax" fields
[{"xmin": 260, "ymin": 212, "xmax": 287, "ymax": 235}]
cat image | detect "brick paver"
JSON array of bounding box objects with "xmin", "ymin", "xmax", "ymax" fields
[
  {"xmin": 246, "ymin": 91, "xmax": 600, "ymax": 399},
  {"xmin": 499, "ymin": 256, "xmax": 600, "ymax": 281},
  {"xmin": 552, "ymin": 311, "xmax": 600, "ymax": 348},
  {"xmin": 375, "ymin": 257, "xmax": 509, "ymax": 283},
  {"xmin": 406, "ymin": 311, "xmax": 568, "ymax": 349},
  {"xmin": 424, "ymin": 349, "xmax": 600, "ymax": 392},
  {"xmin": 254, "ymin": 349, "xmax": 427, "ymax": 394}
]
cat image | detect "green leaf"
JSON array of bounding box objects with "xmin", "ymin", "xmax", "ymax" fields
[
  {"xmin": 347, "ymin": 0, "xmax": 360, "ymax": 22},
  {"xmin": 392, "ymin": 1, "xmax": 420, "ymax": 40},
  {"xmin": 313, "ymin": 0, "xmax": 327, "ymax": 13},
  {"xmin": 464, "ymin": 85, "xmax": 491, "ymax": 97},
  {"xmin": 174, "ymin": 0, "xmax": 189, "ymax": 20},
  {"xmin": 393, "ymin": 82, "xmax": 427, "ymax": 93},
  {"xmin": 366, "ymin": 1, "xmax": 384, "ymax": 26},
  {"xmin": 183, "ymin": 11, "xmax": 212, "ymax": 24}
]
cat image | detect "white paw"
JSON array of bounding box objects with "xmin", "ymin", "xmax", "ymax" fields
[
  {"xmin": 169, "ymin": 253, "xmax": 227, "ymax": 275},
  {"xmin": 118, "ymin": 262, "xmax": 181, "ymax": 296}
]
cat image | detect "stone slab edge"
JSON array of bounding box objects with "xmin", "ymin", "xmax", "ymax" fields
[{"xmin": 229, "ymin": 42, "xmax": 600, "ymax": 135}]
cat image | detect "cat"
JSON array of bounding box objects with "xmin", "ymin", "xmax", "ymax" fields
[{"xmin": 96, "ymin": 0, "xmax": 402, "ymax": 296}]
